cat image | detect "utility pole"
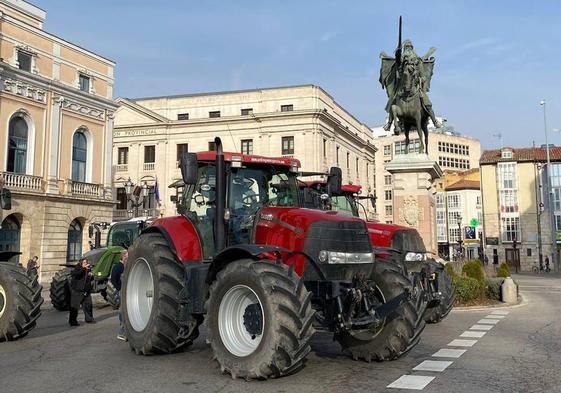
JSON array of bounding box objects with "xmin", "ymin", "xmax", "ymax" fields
[{"xmin": 540, "ymin": 100, "xmax": 558, "ymax": 273}]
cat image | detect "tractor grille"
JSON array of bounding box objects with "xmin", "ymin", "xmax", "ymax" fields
[{"xmin": 303, "ymin": 220, "xmax": 373, "ymax": 280}]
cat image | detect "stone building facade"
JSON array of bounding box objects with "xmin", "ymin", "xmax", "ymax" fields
[
  {"xmin": 434, "ymin": 169, "xmax": 482, "ymax": 260},
  {"xmin": 480, "ymin": 146, "xmax": 561, "ymax": 272},
  {"xmin": 372, "ymin": 123, "xmax": 481, "ymax": 224},
  {"xmin": 112, "ymin": 85, "xmax": 377, "ymax": 220},
  {"xmin": 0, "ymin": 0, "xmax": 117, "ymax": 282}
]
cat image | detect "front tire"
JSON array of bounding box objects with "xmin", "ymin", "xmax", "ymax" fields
[
  {"xmin": 49, "ymin": 269, "xmax": 72, "ymax": 311},
  {"xmin": 335, "ymin": 259, "xmax": 425, "ymax": 361},
  {"xmin": 424, "ymin": 265, "xmax": 455, "ymax": 324},
  {"xmin": 206, "ymin": 259, "xmax": 314, "ymax": 380},
  {"xmin": 122, "ymin": 232, "xmax": 200, "ymax": 354},
  {"xmin": 0, "ymin": 263, "xmax": 44, "ymax": 341}
]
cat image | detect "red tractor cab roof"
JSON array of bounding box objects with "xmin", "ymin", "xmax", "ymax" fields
[
  {"xmin": 196, "ymin": 151, "xmax": 300, "ymax": 168},
  {"xmin": 299, "ymin": 180, "xmax": 362, "ymax": 194}
]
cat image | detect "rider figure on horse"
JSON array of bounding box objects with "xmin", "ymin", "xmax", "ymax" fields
[{"xmin": 380, "ymin": 39, "xmax": 441, "ymax": 135}]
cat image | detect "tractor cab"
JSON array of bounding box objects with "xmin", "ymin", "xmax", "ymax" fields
[{"xmin": 178, "ymin": 149, "xmax": 303, "ymax": 259}]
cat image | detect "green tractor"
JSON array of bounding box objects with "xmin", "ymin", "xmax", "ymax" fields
[{"xmin": 49, "ymin": 219, "xmax": 146, "ymax": 311}]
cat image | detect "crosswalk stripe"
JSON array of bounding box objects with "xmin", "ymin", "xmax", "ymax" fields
[
  {"xmin": 490, "ymin": 310, "xmax": 509, "ymax": 315},
  {"xmin": 387, "ymin": 375, "xmax": 435, "ymax": 390},
  {"xmin": 460, "ymin": 330, "xmax": 486, "ymax": 338},
  {"xmin": 433, "ymin": 348, "xmax": 466, "ymax": 358},
  {"xmin": 470, "ymin": 324, "xmax": 493, "ymax": 331},
  {"xmin": 448, "ymin": 339, "xmax": 477, "ymax": 347},
  {"xmin": 477, "ymin": 318, "xmax": 500, "ymax": 325}
]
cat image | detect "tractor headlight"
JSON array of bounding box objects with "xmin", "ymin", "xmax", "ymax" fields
[
  {"xmin": 319, "ymin": 250, "xmax": 373, "ymax": 264},
  {"xmin": 404, "ymin": 252, "xmax": 427, "ymax": 262}
]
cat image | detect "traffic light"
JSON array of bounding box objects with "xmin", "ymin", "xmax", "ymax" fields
[{"xmin": 1, "ymin": 188, "xmax": 11, "ymax": 210}]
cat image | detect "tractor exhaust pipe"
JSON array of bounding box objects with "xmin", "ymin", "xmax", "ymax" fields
[{"xmin": 214, "ymin": 137, "xmax": 227, "ymax": 252}]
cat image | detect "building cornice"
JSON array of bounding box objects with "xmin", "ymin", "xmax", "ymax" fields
[{"xmin": 0, "ymin": 64, "xmax": 118, "ymax": 111}]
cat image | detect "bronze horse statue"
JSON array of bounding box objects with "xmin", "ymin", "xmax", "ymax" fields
[{"xmin": 389, "ymin": 64, "xmax": 430, "ymax": 155}]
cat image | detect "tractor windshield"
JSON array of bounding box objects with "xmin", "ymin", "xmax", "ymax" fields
[
  {"xmin": 228, "ymin": 165, "xmax": 298, "ymax": 245},
  {"xmin": 107, "ymin": 222, "xmax": 141, "ymax": 248},
  {"xmin": 331, "ymin": 194, "xmax": 359, "ymax": 217}
]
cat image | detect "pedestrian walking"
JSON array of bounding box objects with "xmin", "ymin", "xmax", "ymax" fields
[
  {"xmin": 69, "ymin": 258, "xmax": 95, "ymax": 326},
  {"xmin": 26, "ymin": 255, "xmax": 39, "ymax": 278},
  {"xmin": 111, "ymin": 250, "xmax": 127, "ymax": 340},
  {"xmin": 545, "ymin": 256, "xmax": 551, "ymax": 272}
]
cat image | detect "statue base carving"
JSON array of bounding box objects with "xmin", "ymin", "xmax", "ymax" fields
[{"xmin": 386, "ymin": 155, "xmax": 442, "ymax": 254}]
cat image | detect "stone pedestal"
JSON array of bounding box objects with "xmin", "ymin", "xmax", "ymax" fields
[{"xmin": 386, "ymin": 154, "xmax": 443, "ymax": 254}]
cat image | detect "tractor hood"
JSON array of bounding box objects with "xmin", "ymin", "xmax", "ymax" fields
[
  {"xmin": 255, "ymin": 207, "xmax": 373, "ymax": 280},
  {"xmin": 82, "ymin": 248, "xmax": 107, "ymax": 266}
]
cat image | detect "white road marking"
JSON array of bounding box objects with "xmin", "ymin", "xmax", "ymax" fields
[
  {"xmin": 477, "ymin": 318, "xmax": 500, "ymax": 325},
  {"xmin": 485, "ymin": 315, "xmax": 505, "ymax": 319},
  {"xmin": 470, "ymin": 324, "xmax": 494, "ymax": 331},
  {"xmin": 460, "ymin": 330, "xmax": 486, "ymax": 338},
  {"xmin": 413, "ymin": 360, "xmax": 453, "ymax": 372},
  {"xmin": 387, "ymin": 375, "xmax": 435, "ymax": 390},
  {"xmin": 448, "ymin": 339, "xmax": 477, "ymax": 347},
  {"xmin": 432, "ymin": 348, "xmax": 466, "ymax": 358},
  {"xmin": 490, "ymin": 310, "xmax": 509, "ymax": 315}
]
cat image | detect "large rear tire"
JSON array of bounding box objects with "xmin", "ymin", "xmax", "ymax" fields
[
  {"xmin": 424, "ymin": 265, "xmax": 455, "ymax": 324},
  {"xmin": 122, "ymin": 232, "xmax": 200, "ymax": 354},
  {"xmin": 206, "ymin": 259, "xmax": 314, "ymax": 380},
  {"xmin": 0, "ymin": 263, "xmax": 43, "ymax": 341},
  {"xmin": 106, "ymin": 281, "xmax": 120, "ymax": 310},
  {"xmin": 49, "ymin": 269, "xmax": 72, "ymax": 311},
  {"xmin": 335, "ymin": 259, "xmax": 425, "ymax": 361}
]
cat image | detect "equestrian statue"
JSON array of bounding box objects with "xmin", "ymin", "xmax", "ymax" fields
[{"xmin": 379, "ymin": 17, "xmax": 441, "ymax": 155}]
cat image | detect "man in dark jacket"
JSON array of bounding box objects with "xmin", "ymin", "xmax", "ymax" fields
[
  {"xmin": 69, "ymin": 258, "xmax": 95, "ymax": 326},
  {"xmin": 111, "ymin": 250, "xmax": 127, "ymax": 340}
]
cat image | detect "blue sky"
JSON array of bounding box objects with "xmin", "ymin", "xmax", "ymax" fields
[{"xmin": 39, "ymin": 0, "xmax": 561, "ymax": 150}]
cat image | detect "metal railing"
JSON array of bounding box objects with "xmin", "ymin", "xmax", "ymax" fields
[
  {"xmin": 70, "ymin": 181, "xmax": 103, "ymax": 197},
  {"xmin": 0, "ymin": 172, "xmax": 43, "ymax": 192},
  {"xmin": 143, "ymin": 162, "xmax": 155, "ymax": 171}
]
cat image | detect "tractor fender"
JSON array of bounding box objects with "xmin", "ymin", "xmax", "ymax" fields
[
  {"xmin": 206, "ymin": 244, "xmax": 286, "ymax": 284},
  {"xmin": 142, "ymin": 216, "xmax": 203, "ymax": 261}
]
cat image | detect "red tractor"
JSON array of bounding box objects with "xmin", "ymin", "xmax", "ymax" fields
[
  {"xmin": 300, "ymin": 179, "xmax": 455, "ymax": 324},
  {"xmin": 122, "ymin": 138, "xmax": 424, "ymax": 380}
]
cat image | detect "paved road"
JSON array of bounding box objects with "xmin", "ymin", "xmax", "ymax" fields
[{"xmin": 1, "ymin": 274, "xmax": 560, "ymax": 393}]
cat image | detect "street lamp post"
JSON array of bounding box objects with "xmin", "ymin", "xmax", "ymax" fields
[
  {"xmin": 457, "ymin": 215, "xmax": 463, "ymax": 261},
  {"xmin": 125, "ymin": 178, "xmax": 150, "ymax": 218},
  {"xmin": 540, "ymin": 100, "xmax": 559, "ymax": 273}
]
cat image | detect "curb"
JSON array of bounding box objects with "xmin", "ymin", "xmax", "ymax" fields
[{"xmin": 451, "ymin": 293, "xmax": 528, "ymax": 312}]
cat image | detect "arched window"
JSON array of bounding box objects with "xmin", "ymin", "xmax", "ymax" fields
[
  {"xmin": 72, "ymin": 130, "xmax": 87, "ymax": 182},
  {"xmin": 67, "ymin": 219, "xmax": 83, "ymax": 262},
  {"xmin": 0, "ymin": 214, "xmax": 21, "ymax": 253},
  {"xmin": 7, "ymin": 116, "xmax": 28, "ymax": 174}
]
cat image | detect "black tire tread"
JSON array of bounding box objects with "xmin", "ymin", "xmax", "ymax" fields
[
  {"xmin": 49, "ymin": 269, "xmax": 72, "ymax": 311},
  {"xmin": 206, "ymin": 259, "xmax": 314, "ymax": 380},
  {"xmin": 0, "ymin": 263, "xmax": 44, "ymax": 341},
  {"xmin": 106, "ymin": 280, "xmax": 120, "ymax": 310},
  {"xmin": 124, "ymin": 232, "xmax": 200, "ymax": 355},
  {"xmin": 424, "ymin": 267, "xmax": 455, "ymax": 324},
  {"xmin": 336, "ymin": 261, "xmax": 425, "ymax": 362}
]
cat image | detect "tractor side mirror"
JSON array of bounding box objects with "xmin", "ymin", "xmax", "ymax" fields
[
  {"xmin": 327, "ymin": 167, "xmax": 342, "ymax": 196},
  {"xmin": 180, "ymin": 152, "xmax": 198, "ymax": 185},
  {"xmin": 369, "ymin": 194, "xmax": 376, "ymax": 209},
  {"xmin": 88, "ymin": 225, "xmax": 94, "ymax": 238}
]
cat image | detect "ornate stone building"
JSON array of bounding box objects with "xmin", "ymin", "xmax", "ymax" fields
[
  {"xmin": 113, "ymin": 85, "xmax": 377, "ymax": 220},
  {"xmin": 0, "ymin": 0, "xmax": 117, "ymax": 282}
]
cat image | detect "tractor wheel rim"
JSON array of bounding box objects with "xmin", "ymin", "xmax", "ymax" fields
[
  {"xmin": 218, "ymin": 284, "xmax": 264, "ymax": 357},
  {"xmin": 127, "ymin": 258, "xmax": 154, "ymax": 332},
  {"xmin": 0, "ymin": 284, "xmax": 6, "ymax": 319}
]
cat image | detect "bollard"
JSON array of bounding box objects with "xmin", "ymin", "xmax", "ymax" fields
[{"xmin": 501, "ymin": 277, "xmax": 517, "ymax": 304}]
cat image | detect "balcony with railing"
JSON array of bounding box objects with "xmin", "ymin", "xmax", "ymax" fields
[
  {"xmin": 116, "ymin": 164, "xmax": 128, "ymax": 172},
  {"xmin": 64, "ymin": 180, "xmax": 104, "ymax": 199},
  {"xmin": 0, "ymin": 172, "xmax": 44, "ymax": 193},
  {"xmin": 113, "ymin": 208, "xmax": 160, "ymax": 222},
  {"xmin": 143, "ymin": 162, "xmax": 155, "ymax": 171}
]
